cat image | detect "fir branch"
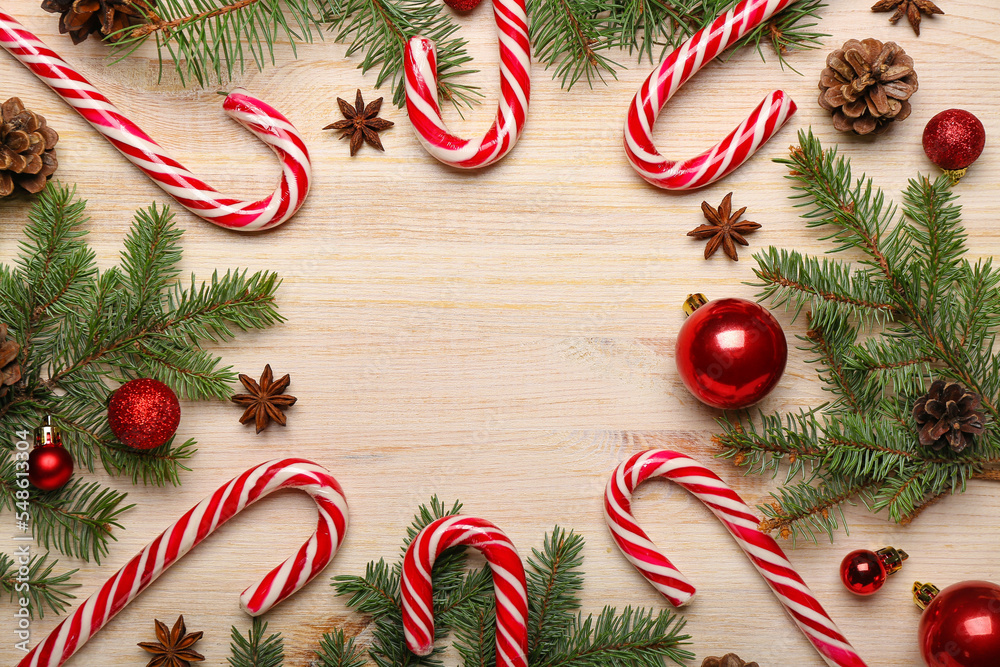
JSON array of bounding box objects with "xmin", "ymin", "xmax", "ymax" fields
[
  {"xmin": 325, "ymin": 0, "xmax": 479, "ymax": 110},
  {"xmin": 26, "ymin": 477, "xmax": 133, "ymax": 563},
  {"xmin": 720, "ymin": 130, "xmax": 1000, "ymax": 541},
  {"xmin": 314, "ymin": 628, "xmax": 367, "ymax": 667},
  {"xmin": 533, "ymin": 606, "xmax": 693, "ymax": 667},
  {"xmin": 527, "ymin": 0, "xmax": 619, "ymax": 89},
  {"xmin": 229, "ymin": 617, "xmax": 285, "ymax": 667},
  {"xmin": 334, "ymin": 498, "xmax": 695, "ymax": 667},
  {"xmin": 0, "ymin": 552, "xmax": 78, "ymax": 620}
]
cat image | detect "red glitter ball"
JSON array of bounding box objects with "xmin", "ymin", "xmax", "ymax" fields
[
  {"xmin": 922, "ymin": 109, "xmax": 986, "ymax": 171},
  {"xmin": 108, "ymin": 378, "xmax": 181, "ymax": 450},
  {"xmin": 444, "ymin": 0, "xmax": 482, "ymax": 11}
]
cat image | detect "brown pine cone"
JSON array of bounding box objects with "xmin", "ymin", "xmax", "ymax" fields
[
  {"xmin": 40, "ymin": 0, "xmax": 155, "ymax": 44},
  {"xmin": 1, "ymin": 98, "xmax": 58, "ymax": 198},
  {"xmin": 818, "ymin": 38, "xmax": 918, "ymax": 135},
  {"xmin": 702, "ymin": 654, "xmax": 759, "ymax": 667},
  {"xmin": 913, "ymin": 380, "xmax": 986, "ymax": 452},
  {"xmin": 0, "ymin": 323, "xmax": 21, "ymax": 397}
]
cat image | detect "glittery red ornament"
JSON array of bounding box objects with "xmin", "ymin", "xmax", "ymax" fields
[
  {"xmin": 28, "ymin": 418, "xmax": 73, "ymax": 491},
  {"xmin": 915, "ymin": 580, "xmax": 1000, "ymax": 667},
  {"xmin": 923, "ymin": 109, "xmax": 986, "ymax": 183},
  {"xmin": 839, "ymin": 546, "xmax": 908, "ymax": 596},
  {"xmin": 108, "ymin": 378, "xmax": 181, "ymax": 450},
  {"xmin": 674, "ymin": 294, "xmax": 787, "ymax": 410},
  {"xmin": 444, "ymin": 0, "xmax": 482, "ymax": 11}
]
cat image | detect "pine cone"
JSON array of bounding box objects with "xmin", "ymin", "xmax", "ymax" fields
[
  {"xmin": 40, "ymin": 0, "xmax": 155, "ymax": 44},
  {"xmin": 913, "ymin": 380, "xmax": 986, "ymax": 452},
  {"xmin": 0, "ymin": 98, "xmax": 59, "ymax": 198},
  {"xmin": 0, "ymin": 323, "xmax": 22, "ymax": 397},
  {"xmin": 818, "ymin": 38, "xmax": 918, "ymax": 135},
  {"xmin": 702, "ymin": 655, "xmax": 759, "ymax": 667}
]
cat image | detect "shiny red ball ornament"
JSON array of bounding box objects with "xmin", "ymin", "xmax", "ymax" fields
[
  {"xmin": 28, "ymin": 418, "xmax": 73, "ymax": 491},
  {"xmin": 915, "ymin": 580, "xmax": 1000, "ymax": 667},
  {"xmin": 675, "ymin": 294, "xmax": 787, "ymax": 410},
  {"xmin": 839, "ymin": 546, "xmax": 908, "ymax": 595},
  {"xmin": 108, "ymin": 378, "xmax": 181, "ymax": 450},
  {"xmin": 923, "ymin": 109, "xmax": 986, "ymax": 183}
]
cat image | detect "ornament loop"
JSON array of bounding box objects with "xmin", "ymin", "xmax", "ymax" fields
[
  {"xmin": 604, "ymin": 449, "xmax": 868, "ymax": 667},
  {"xmin": 401, "ymin": 515, "xmax": 528, "ymax": 666},
  {"xmin": 403, "ymin": 0, "xmax": 531, "ymax": 168},
  {"xmin": 19, "ymin": 458, "xmax": 348, "ymax": 667},
  {"xmin": 0, "ymin": 7, "xmax": 311, "ymax": 231},
  {"xmin": 623, "ymin": 0, "xmax": 798, "ymax": 190}
]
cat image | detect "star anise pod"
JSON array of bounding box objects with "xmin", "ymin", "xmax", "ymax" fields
[
  {"xmin": 871, "ymin": 0, "xmax": 944, "ymax": 36},
  {"xmin": 137, "ymin": 615, "xmax": 204, "ymax": 667},
  {"xmin": 687, "ymin": 192, "xmax": 761, "ymax": 261},
  {"xmin": 323, "ymin": 89, "xmax": 394, "ymax": 156},
  {"xmin": 231, "ymin": 364, "xmax": 297, "ymax": 433}
]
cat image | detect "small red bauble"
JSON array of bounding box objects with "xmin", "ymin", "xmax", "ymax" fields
[
  {"xmin": 108, "ymin": 378, "xmax": 181, "ymax": 450},
  {"xmin": 923, "ymin": 109, "xmax": 986, "ymax": 182},
  {"xmin": 675, "ymin": 294, "xmax": 787, "ymax": 410},
  {"xmin": 28, "ymin": 418, "xmax": 73, "ymax": 491},
  {"xmin": 444, "ymin": 0, "xmax": 482, "ymax": 11},
  {"xmin": 839, "ymin": 546, "xmax": 908, "ymax": 596},
  {"xmin": 915, "ymin": 580, "xmax": 1000, "ymax": 667}
]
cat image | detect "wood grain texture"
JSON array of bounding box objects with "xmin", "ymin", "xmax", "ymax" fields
[{"xmin": 1, "ymin": 0, "xmax": 998, "ymax": 664}]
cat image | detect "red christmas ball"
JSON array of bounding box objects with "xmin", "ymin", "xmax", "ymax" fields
[
  {"xmin": 444, "ymin": 0, "xmax": 482, "ymax": 11},
  {"xmin": 108, "ymin": 378, "xmax": 181, "ymax": 450},
  {"xmin": 923, "ymin": 110, "xmax": 986, "ymax": 179},
  {"xmin": 28, "ymin": 445, "xmax": 74, "ymax": 491},
  {"xmin": 840, "ymin": 549, "xmax": 886, "ymax": 595},
  {"xmin": 675, "ymin": 296, "xmax": 787, "ymax": 410},
  {"xmin": 919, "ymin": 580, "xmax": 1000, "ymax": 667}
]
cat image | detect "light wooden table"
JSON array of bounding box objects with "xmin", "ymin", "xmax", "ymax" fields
[{"xmin": 1, "ymin": 1, "xmax": 998, "ymax": 664}]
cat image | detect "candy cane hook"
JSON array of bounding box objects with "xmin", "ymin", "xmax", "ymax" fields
[
  {"xmin": 403, "ymin": 0, "xmax": 530, "ymax": 168},
  {"xmin": 0, "ymin": 8, "xmax": 311, "ymax": 231},
  {"xmin": 605, "ymin": 450, "xmax": 868, "ymax": 667},
  {"xmin": 624, "ymin": 0, "xmax": 798, "ymax": 190},
  {"xmin": 402, "ymin": 515, "xmax": 528, "ymax": 666},
  {"xmin": 19, "ymin": 458, "xmax": 348, "ymax": 667}
]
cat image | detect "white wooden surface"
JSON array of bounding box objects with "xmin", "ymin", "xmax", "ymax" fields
[{"xmin": 1, "ymin": 0, "xmax": 999, "ymax": 664}]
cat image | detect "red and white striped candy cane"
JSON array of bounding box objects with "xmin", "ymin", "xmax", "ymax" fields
[
  {"xmin": 403, "ymin": 0, "xmax": 530, "ymax": 168},
  {"xmin": 605, "ymin": 450, "xmax": 867, "ymax": 667},
  {"xmin": 624, "ymin": 0, "xmax": 798, "ymax": 190},
  {"xmin": 402, "ymin": 515, "xmax": 528, "ymax": 666},
  {"xmin": 0, "ymin": 8, "xmax": 310, "ymax": 231},
  {"xmin": 18, "ymin": 458, "xmax": 348, "ymax": 667}
]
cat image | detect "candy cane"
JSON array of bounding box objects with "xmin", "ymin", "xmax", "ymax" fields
[
  {"xmin": 403, "ymin": 0, "xmax": 530, "ymax": 168},
  {"xmin": 605, "ymin": 450, "xmax": 867, "ymax": 667},
  {"xmin": 402, "ymin": 515, "xmax": 528, "ymax": 666},
  {"xmin": 19, "ymin": 458, "xmax": 348, "ymax": 667},
  {"xmin": 0, "ymin": 8, "xmax": 310, "ymax": 231},
  {"xmin": 624, "ymin": 0, "xmax": 798, "ymax": 190}
]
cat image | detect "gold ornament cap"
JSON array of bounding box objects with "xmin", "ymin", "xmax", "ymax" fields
[
  {"xmin": 683, "ymin": 293, "xmax": 709, "ymax": 317},
  {"xmin": 913, "ymin": 581, "xmax": 941, "ymax": 610},
  {"xmin": 34, "ymin": 415, "xmax": 62, "ymax": 448},
  {"xmin": 876, "ymin": 546, "xmax": 908, "ymax": 575}
]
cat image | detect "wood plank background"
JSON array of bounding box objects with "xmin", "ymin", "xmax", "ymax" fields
[{"xmin": 1, "ymin": 0, "xmax": 998, "ymax": 664}]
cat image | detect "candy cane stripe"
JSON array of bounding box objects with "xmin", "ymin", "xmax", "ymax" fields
[
  {"xmin": 402, "ymin": 515, "xmax": 528, "ymax": 666},
  {"xmin": 624, "ymin": 0, "xmax": 798, "ymax": 190},
  {"xmin": 19, "ymin": 459, "xmax": 347, "ymax": 667},
  {"xmin": 0, "ymin": 8, "xmax": 311, "ymax": 231},
  {"xmin": 403, "ymin": 0, "xmax": 530, "ymax": 169},
  {"xmin": 604, "ymin": 450, "xmax": 868, "ymax": 667}
]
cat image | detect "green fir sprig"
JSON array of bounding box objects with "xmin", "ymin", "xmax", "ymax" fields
[
  {"xmin": 229, "ymin": 618, "xmax": 286, "ymax": 667},
  {"xmin": 0, "ymin": 184, "xmax": 282, "ymax": 593},
  {"xmin": 112, "ymin": 0, "xmax": 826, "ymax": 100},
  {"xmin": 0, "ymin": 552, "xmax": 77, "ymax": 619},
  {"xmin": 716, "ymin": 130, "xmax": 1000, "ymax": 543},
  {"xmin": 329, "ymin": 497, "xmax": 694, "ymax": 666}
]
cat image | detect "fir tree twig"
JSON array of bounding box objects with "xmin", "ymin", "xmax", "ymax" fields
[
  {"xmin": 229, "ymin": 617, "xmax": 285, "ymax": 667},
  {"xmin": 718, "ymin": 130, "xmax": 1000, "ymax": 542},
  {"xmin": 0, "ymin": 552, "xmax": 78, "ymax": 620}
]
